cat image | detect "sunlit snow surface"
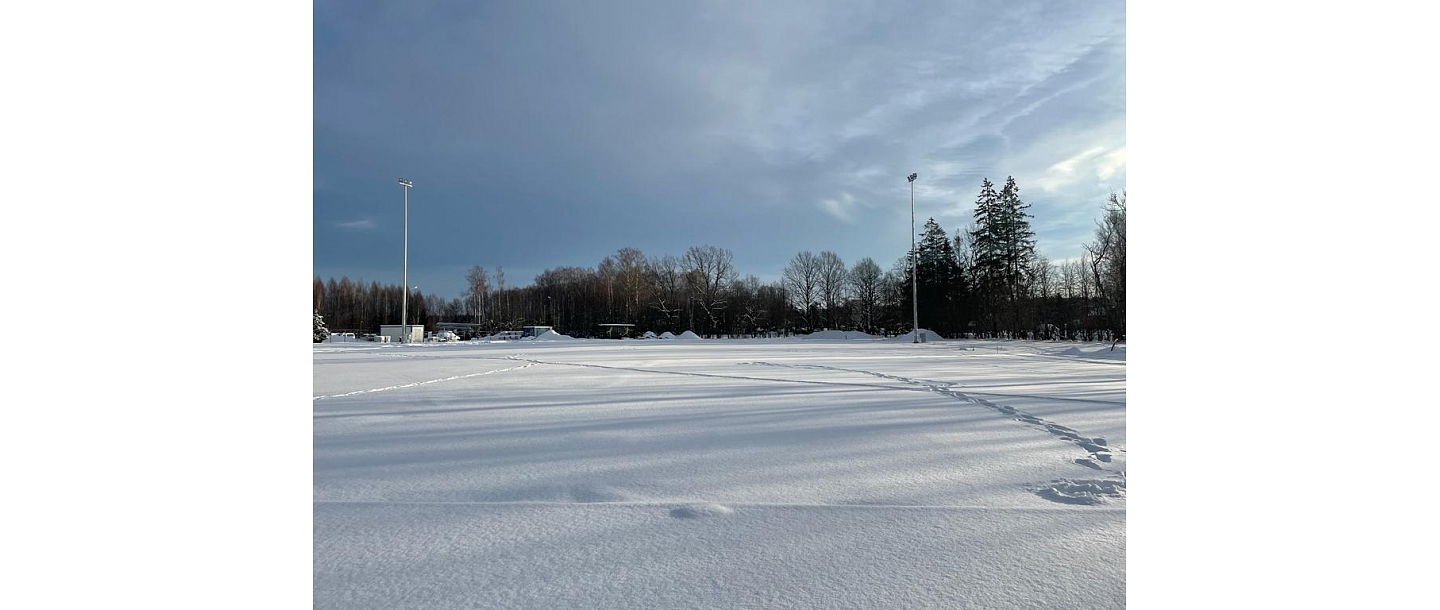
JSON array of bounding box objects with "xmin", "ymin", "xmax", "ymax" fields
[{"xmin": 314, "ymin": 337, "xmax": 1126, "ymax": 609}]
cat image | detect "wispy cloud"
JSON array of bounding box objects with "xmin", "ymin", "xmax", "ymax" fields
[
  {"xmin": 819, "ymin": 192, "xmax": 861, "ymax": 224},
  {"xmin": 1038, "ymin": 146, "xmax": 1111, "ymax": 192},
  {"xmin": 336, "ymin": 219, "xmax": 376, "ymax": 231},
  {"xmin": 1097, "ymin": 146, "xmax": 1126, "ymax": 180},
  {"xmin": 313, "ymin": 0, "xmax": 1126, "ymax": 297}
]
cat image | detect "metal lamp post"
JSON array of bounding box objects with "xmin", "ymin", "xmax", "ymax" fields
[
  {"xmin": 908, "ymin": 172, "xmax": 919, "ymax": 343},
  {"xmin": 399, "ymin": 178, "xmax": 413, "ymax": 343}
]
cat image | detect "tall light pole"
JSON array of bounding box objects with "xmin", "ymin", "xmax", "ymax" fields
[
  {"xmin": 908, "ymin": 172, "xmax": 919, "ymax": 343},
  {"xmin": 398, "ymin": 178, "xmax": 413, "ymax": 343}
]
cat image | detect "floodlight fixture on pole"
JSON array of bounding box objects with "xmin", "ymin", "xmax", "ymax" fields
[
  {"xmin": 399, "ymin": 178, "xmax": 413, "ymax": 343},
  {"xmin": 908, "ymin": 172, "xmax": 919, "ymax": 343}
]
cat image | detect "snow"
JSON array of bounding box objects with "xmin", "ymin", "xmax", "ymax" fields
[
  {"xmin": 674, "ymin": 330, "xmax": 702, "ymax": 340},
  {"xmin": 658, "ymin": 331, "xmax": 676, "ymax": 339},
  {"xmin": 314, "ymin": 338, "xmax": 1125, "ymax": 609},
  {"xmin": 800, "ymin": 329, "xmax": 880, "ymax": 340},
  {"xmin": 527, "ymin": 329, "xmax": 575, "ymax": 341},
  {"xmin": 1059, "ymin": 344, "xmax": 1127, "ymax": 360},
  {"xmin": 888, "ymin": 328, "xmax": 945, "ymax": 342}
]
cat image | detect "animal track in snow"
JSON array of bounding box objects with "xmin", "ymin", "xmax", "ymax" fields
[
  {"xmin": 741, "ymin": 361, "xmax": 1120, "ymax": 470},
  {"xmin": 1031, "ymin": 477, "xmax": 1126, "ymax": 505},
  {"xmin": 312, "ymin": 362, "xmax": 538, "ymax": 401}
]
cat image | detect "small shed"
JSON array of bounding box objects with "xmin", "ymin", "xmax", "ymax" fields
[
  {"xmin": 379, "ymin": 325, "xmax": 424, "ymax": 344},
  {"xmin": 520, "ymin": 325, "xmax": 553, "ymax": 338}
]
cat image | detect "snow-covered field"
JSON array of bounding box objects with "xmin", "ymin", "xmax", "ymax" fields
[{"xmin": 314, "ymin": 336, "xmax": 1126, "ymax": 609}]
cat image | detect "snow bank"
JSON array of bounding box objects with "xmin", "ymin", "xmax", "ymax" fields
[
  {"xmin": 1057, "ymin": 344, "xmax": 1126, "ymax": 361},
  {"xmin": 641, "ymin": 331, "xmax": 658, "ymax": 339},
  {"xmin": 800, "ymin": 330, "xmax": 880, "ymax": 341},
  {"xmin": 674, "ymin": 330, "xmax": 703, "ymax": 340},
  {"xmin": 658, "ymin": 331, "xmax": 676, "ymax": 339},
  {"xmin": 888, "ymin": 328, "xmax": 944, "ymax": 342},
  {"xmin": 529, "ymin": 329, "xmax": 576, "ymax": 341}
]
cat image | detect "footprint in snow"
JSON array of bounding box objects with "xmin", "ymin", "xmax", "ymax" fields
[{"xmin": 1032, "ymin": 478, "xmax": 1126, "ymax": 505}]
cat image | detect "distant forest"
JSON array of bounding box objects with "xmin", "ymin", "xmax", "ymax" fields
[{"xmin": 314, "ymin": 179, "xmax": 1125, "ymax": 340}]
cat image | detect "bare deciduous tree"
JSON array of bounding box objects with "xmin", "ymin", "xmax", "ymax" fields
[
  {"xmin": 782, "ymin": 251, "xmax": 821, "ymax": 330},
  {"xmin": 1085, "ymin": 191, "xmax": 1126, "ymax": 340},
  {"xmin": 465, "ymin": 265, "xmax": 490, "ymax": 325},
  {"xmin": 849, "ymin": 257, "xmax": 882, "ymax": 332},
  {"xmin": 816, "ymin": 251, "xmax": 849, "ymax": 328},
  {"xmin": 648, "ymin": 254, "xmax": 684, "ymax": 331},
  {"xmin": 681, "ymin": 245, "xmax": 736, "ymax": 335}
]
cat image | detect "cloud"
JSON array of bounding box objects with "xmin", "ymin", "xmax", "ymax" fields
[
  {"xmin": 336, "ymin": 219, "xmax": 377, "ymax": 230},
  {"xmin": 1038, "ymin": 146, "xmax": 1109, "ymax": 191},
  {"xmin": 313, "ymin": 0, "xmax": 1127, "ymax": 298},
  {"xmin": 819, "ymin": 192, "xmax": 861, "ymax": 224},
  {"xmin": 1096, "ymin": 146, "xmax": 1126, "ymax": 180}
]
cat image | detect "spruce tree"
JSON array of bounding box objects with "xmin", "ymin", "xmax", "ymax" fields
[
  {"xmin": 997, "ymin": 176, "xmax": 1037, "ymax": 334},
  {"xmin": 902, "ymin": 218, "xmax": 963, "ymax": 335},
  {"xmin": 968, "ymin": 179, "xmax": 1003, "ymax": 335},
  {"xmin": 314, "ymin": 310, "xmax": 331, "ymax": 343}
]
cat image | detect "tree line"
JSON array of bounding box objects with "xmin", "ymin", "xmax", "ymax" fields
[{"xmin": 314, "ymin": 180, "xmax": 1125, "ymax": 340}]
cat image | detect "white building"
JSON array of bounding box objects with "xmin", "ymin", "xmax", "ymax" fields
[{"xmin": 379, "ymin": 325, "xmax": 424, "ymax": 344}]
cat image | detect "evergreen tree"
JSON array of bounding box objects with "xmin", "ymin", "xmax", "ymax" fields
[
  {"xmin": 898, "ymin": 218, "xmax": 965, "ymax": 336},
  {"xmin": 966, "ymin": 176, "xmax": 1038, "ymax": 336},
  {"xmin": 969, "ymin": 179, "xmax": 1003, "ymax": 335},
  {"xmin": 314, "ymin": 310, "xmax": 331, "ymax": 343},
  {"xmin": 997, "ymin": 176, "xmax": 1037, "ymax": 333},
  {"xmin": 917, "ymin": 218, "xmax": 961, "ymax": 288}
]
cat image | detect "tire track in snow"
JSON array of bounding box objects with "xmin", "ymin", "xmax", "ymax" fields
[
  {"xmin": 740, "ymin": 361, "xmax": 1122, "ymax": 471},
  {"xmin": 312, "ymin": 362, "xmax": 539, "ymax": 401}
]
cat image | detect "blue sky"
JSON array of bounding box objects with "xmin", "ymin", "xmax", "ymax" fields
[{"xmin": 314, "ymin": 0, "xmax": 1125, "ymax": 300}]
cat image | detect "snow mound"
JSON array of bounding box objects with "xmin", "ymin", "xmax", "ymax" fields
[
  {"xmin": 658, "ymin": 331, "xmax": 676, "ymax": 339},
  {"xmin": 529, "ymin": 329, "xmax": 576, "ymax": 341},
  {"xmin": 800, "ymin": 330, "xmax": 880, "ymax": 341},
  {"xmin": 1033, "ymin": 478, "xmax": 1126, "ymax": 505},
  {"xmin": 1058, "ymin": 344, "xmax": 1126, "ymax": 361},
  {"xmin": 641, "ymin": 331, "xmax": 658, "ymax": 339},
  {"xmin": 669, "ymin": 503, "xmax": 735, "ymax": 519},
  {"xmin": 674, "ymin": 330, "xmax": 703, "ymax": 340},
  {"xmin": 888, "ymin": 328, "xmax": 944, "ymax": 342}
]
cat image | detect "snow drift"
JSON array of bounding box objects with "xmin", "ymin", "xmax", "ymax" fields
[
  {"xmin": 1057, "ymin": 344, "xmax": 1126, "ymax": 361},
  {"xmin": 888, "ymin": 329, "xmax": 944, "ymax": 342}
]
